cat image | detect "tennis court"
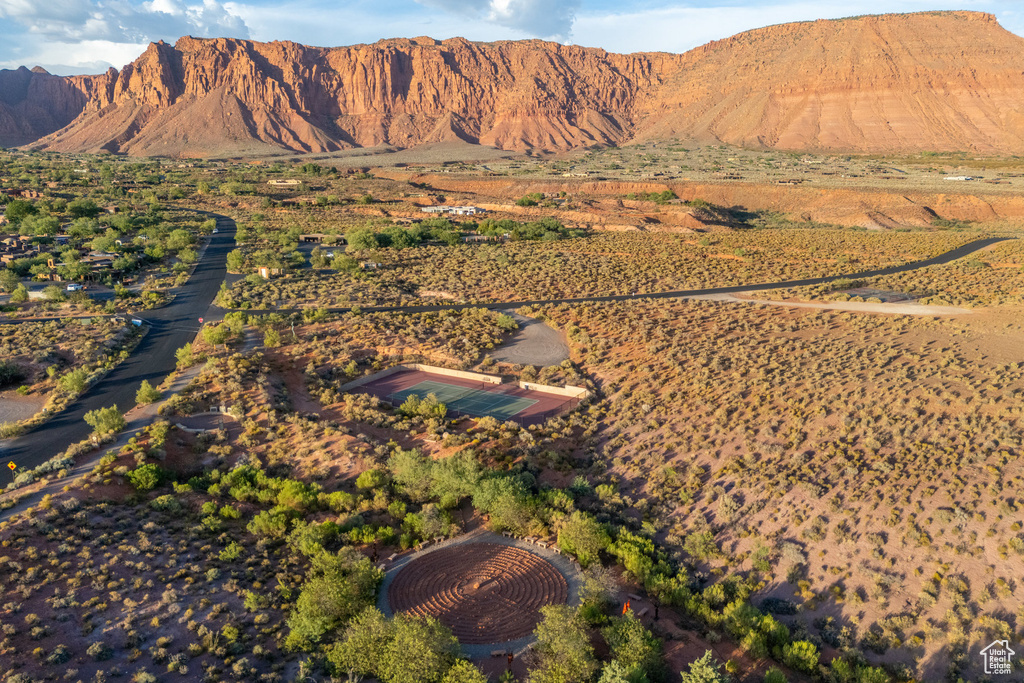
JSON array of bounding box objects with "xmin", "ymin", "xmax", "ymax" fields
[
  {"xmin": 390, "ymin": 380, "xmax": 537, "ymax": 421},
  {"xmin": 349, "ymin": 366, "xmax": 583, "ymax": 425}
]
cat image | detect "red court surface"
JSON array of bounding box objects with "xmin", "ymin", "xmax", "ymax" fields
[{"xmin": 351, "ymin": 368, "xmax": 578, "ymax": 425}]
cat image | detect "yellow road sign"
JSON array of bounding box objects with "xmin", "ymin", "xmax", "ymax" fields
[{"xmin": 7, "ymin": 462, "xmax": 15, "ymax": 471}]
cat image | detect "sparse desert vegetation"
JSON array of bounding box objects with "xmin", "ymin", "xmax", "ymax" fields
[{"xmin": 2, "ymin": 147, "xmax": 1024, "ymax": 683}]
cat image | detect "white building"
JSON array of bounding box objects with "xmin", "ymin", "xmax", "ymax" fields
[{"xmin": 421, "ymin": 205, "xmax": 485, "ymax": 216}]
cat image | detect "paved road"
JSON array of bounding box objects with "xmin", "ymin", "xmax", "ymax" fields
[
  {"xmin": 242, "ymin": 236, "xmax": 1010, "ymax": 316},
  {"xmin": 0, "ymin": 215, "xmax": 236, "ymax": 471}
]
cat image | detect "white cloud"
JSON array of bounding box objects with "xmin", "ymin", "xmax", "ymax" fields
[
  {"xmin": 226, "ymin": 0, "xmax": 529, "ymax": 48},
  {"xmin": 570, "ymin": 0, "xmax": 1013, "ymax": 53},
  {"xmin": 0, "ymin": 0, "xmax": 249, "ymax": 72},
  {"xmin": 415, "ymin": 0, "xmax": 580, "ymax": 39},
  {"xmin": 3, "ymin": 0, "xmax": 1024, "ymax": 75}
]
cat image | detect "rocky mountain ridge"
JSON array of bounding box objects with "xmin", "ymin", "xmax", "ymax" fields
[{"xmin": 3, "ymin": 11, "xmax": 1024, "ymax": 157}]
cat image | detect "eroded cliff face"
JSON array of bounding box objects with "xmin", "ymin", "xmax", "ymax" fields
[
  {"xmin": 635, "ymin": 11, "xmax": 1024, "ymax": 153},
  {"xmin": 6, "ymin": 11, "xmax": 1024, "ymax": 157},
  {"xmin": 0, "ymin": 67, "xmax": 90, "ymax": 147}
]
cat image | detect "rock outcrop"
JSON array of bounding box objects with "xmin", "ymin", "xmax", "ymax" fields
[{"xmin": 4, "ymin": 11, "xmax": 1024, "ymax": 156}]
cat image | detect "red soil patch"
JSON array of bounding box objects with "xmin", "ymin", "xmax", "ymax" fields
[{"xmin": 389, "ymin": 543, "xmax": 567, "ymax": 644}]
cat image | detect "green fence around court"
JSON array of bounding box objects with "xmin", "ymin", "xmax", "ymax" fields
[{"xmin": 388, "ymin": 380, "xmax": 538, "ymax": 422}]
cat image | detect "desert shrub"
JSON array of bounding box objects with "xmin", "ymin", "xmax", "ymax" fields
[
  {"xmin": 135, "ymin": 380, "xmax": 161, "ymax": 404},
  {"xmin": 126, "ymin": 463, "xmax": 165, "ymax": 491},
  {"xmin": 356, "ymin": 469, "xmax": 388, "ymax": 490},
  {"xmin": 0, "ymin": 360, "xmax": 25, "ymax": 389},
  {"xmin": 149, "ymin": 495, "xmax": 181, "ymax": 512},
  {"xmin": 84, "ymin": 405, "xmax": 126, "ymax": 436},
  {"xmin": 87, "ymin": 641, "xmax": 112, "ymax": 661}
]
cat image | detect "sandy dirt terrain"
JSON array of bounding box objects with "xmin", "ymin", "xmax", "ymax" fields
[{"xmin": 689, "ymin": 292, "xmax": 973, "ymax": 315}]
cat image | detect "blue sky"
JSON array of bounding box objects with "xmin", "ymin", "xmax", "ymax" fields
[{"xmin": 1, "ymin": 0, "xmax": 1023, "ymax": 75}]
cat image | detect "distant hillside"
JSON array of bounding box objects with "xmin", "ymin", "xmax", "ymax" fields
[{"xmin": 3, "ymin": 11, "xmax": 1024, "ymax": 156}]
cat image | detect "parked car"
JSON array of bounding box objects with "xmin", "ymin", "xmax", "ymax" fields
[{"xmin": 66, "ymin": 283, "xmax": 83, "ymax": 291}]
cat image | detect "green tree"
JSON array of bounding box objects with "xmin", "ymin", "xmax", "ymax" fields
[
  {"xmin": 388, "ymin": 448, "xmax": 434, "ymax": 502},
  {"xmin": 597, "ymin": 661, "xmax": 642, "ymax": 683},
  {"xmin": 602, "ymin": 613, "xmax": 661, "ymax": 681},
  {"xmin": 398, "ymin": 392, "xmax": 447, "ymax": 419},
  {"xmin": 309, "ymin": 247, "xmax": 328, "ymax": 269},
  {"xmin": 441, "ymin": 660, "xmax": 488, "ymax": 683},
  {"xmin": 58, "ymin": 368, "xmax": 89, "ymax": 395},
  {"xmin": 175, "ymin": 342, "xmax": 196, "ymax": 369},
  {"xmin": 383, "ymin": 226, "xmax": 419, "ymax": 248},
  {"xmin": 9, "ymin": 284, "xmax": 28, "ymax": 303},
  {"xmin": 558, "ymin": 511, "xmax": 610, "ymax": 567},
  {"xmin": 356, "ymin": 468, "xmax": 388, "ymax": 490},
  {"xmin": 381, "ymin": 613, "xmax": 460, "ymax": 683},
  {"xmin": 429, "ymin": 451, "xmax": 482, "ymax": 509},
  {"xmin": 328, "ymin": 607, "xmax": 393, "ymax": 676},
  {"xmin": 264, "ymin": 327, "xmax": 281, "ymax": 347},
  {"xmin": 42, "ymin": 285, "xmax": 66, "ymax": 302},
  {"xmin": 136, "ymin": 380, "xmax": 161, "ymax": 404},
  {"xmin": 329, "ymin": 608, "xmax": 462, "ymax": 683},
  {"xmin": 679, "ymin": 651, "xmax": 729, "ymax": 683},
  {"xmin": 226, "ymin": 249, "xmax": 246, "ymax": 273},
  {"xmin": 285, "ymin": 549, "xmax": 383, "ymax": 650},
  {"xmin": 67, "ymin": 198, "xmax": 99, "ymax": 219},
  {"xmin": 202, "ymin": 323, "xmax": 232, "ymax": 348},
  {"xmin": 346, "ymin": 228, "xmax": 379, "ymax": 252},
  {"xmin": 126, "ymin": 463, "xmax": 164, "ymax": 491},
  {"xmin": 21, "ymin": 214, "xmax": 58, "ymax": 236},
  {"xmin": 84, "ymin": 405, "xmax": 126, "ymax": 436},
  {"xmin": 4, "ymin": 199, "xmax": 36, "ymax": 223},
  {"xmin": 0, "ymin": 269, "xmax": 19, "ymax": 292},
  {"xmin": 781, "ymin": 640, "xmax": 818, "ymax": 674},
  {"xmin": 529, "ymin": 605, "xmax": 598, "ymax": 683},
  {"xmin": 763, "ymin": 669, "xmax": 787, "ymax": 683},
  {"xmin": 167, "ymin": 228, "xmax": 194, "ymax": 250}
]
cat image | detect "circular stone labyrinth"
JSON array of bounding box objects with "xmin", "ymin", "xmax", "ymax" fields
[{"xmin": 388, "ymin": 542, "xmax": 568, "ymax": 644}]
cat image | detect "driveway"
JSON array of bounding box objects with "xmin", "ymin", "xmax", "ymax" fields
[{"xmin": 490, "ymin": 313, "xmax": 570, "ymax": 367}]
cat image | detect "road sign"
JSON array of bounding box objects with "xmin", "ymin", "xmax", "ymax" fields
[
  {"xmin": 198, "ymin": 317, "xmax": 204, "ymax": 324},
  {"xmin": 7, "ymin": 462, "xmax": 15, "ymax": 471}
]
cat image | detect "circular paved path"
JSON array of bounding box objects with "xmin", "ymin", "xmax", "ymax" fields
[
  {"xmin": 389, "ymin": 542, "xmax": 567, "ymax": 644},
  {"xmin": 378, "ymin": 529, "xmax": 582, "ymax": 655}
]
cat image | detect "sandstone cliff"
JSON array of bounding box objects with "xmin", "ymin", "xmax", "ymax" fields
[{"xmin": 4, "ymin": 11, "xmax": 1024, "ymax": 156}]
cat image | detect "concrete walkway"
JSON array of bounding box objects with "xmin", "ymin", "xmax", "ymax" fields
[
  {"xmin": 490, "ymin": 313, "xmax": 570, "ymax": 367},
  {"xmin": 376, "ymin": 527, "xmax": 582, "ymax": 658}
]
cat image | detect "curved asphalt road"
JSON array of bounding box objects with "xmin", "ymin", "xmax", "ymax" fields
[
  {"xmin": 0, "ymin": 214, "xmax": 236, "ymax": 471},
  {"xmin": 0, "ymin": 233, "xmax": 1008, "ymax": 470}
]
